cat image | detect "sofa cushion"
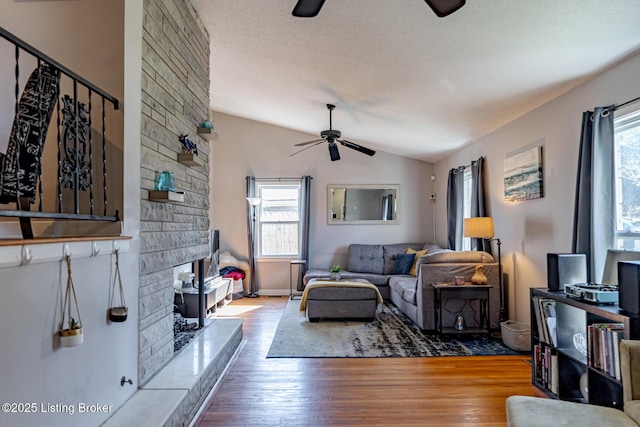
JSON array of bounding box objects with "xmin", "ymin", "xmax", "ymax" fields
[
  {"xmin": 389, "ymin": 276, "xmax": 417, "ymax": 304},
  {"xmin": 348, "ymin": 244, "xmax": 384, "ymax": 274},
  {"xmin": 422, "ymin": 250, "xmax": 494, "ymax": 264},
  {"xmin": 391, "ymin": 253, "xmax": 416, "ymax": 275},
  {"xmin": 383, "ymin": 243, "xmax": 424, "ymax": 274},
  {"xmin": 406, "ymin": 248, "xmax": 429, "ymax": 275}
]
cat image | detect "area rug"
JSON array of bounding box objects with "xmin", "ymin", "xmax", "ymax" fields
[{"xmin": 267, "ymin": 299, "xmax": 521, "ymax": 358}]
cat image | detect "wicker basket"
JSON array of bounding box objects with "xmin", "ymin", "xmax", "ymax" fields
[{"xmin": 501, "ymin": 320, "xmax": 531, "ymax": 352}]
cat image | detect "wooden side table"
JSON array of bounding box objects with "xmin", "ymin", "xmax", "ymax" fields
[{"xmin": 432, "ymin": 282, "xmax": 492, "ymax": 335}]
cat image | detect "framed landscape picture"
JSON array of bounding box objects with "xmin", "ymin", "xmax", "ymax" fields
[{"xmin": 504, "ymin": 143, "xmax": 544, "ymax": 201}]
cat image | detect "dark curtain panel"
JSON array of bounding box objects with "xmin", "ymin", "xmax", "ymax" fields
[
  {"xmin": 572, "ymin": 106, "xmax": 615, "ymax": 282},
  {"xmin": 446, "ymin": 166, "xmax": 465, "ymax": 250},
  {"xmin": 298, "ymin": 176, "xmax": 312, "ymax": 291},
  {"xmin": 470, "ymin": 157, "xmax": 492, "ymax": 254},
  {"xmin": 246, "ymin": 176, "xmax": 258, "ymax": 295}
]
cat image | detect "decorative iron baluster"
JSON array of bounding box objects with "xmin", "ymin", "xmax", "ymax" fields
[
  {"xmin": 37, "ymin": 58, "xmax": 43, "ymax": 211},
  {"xmin": 88, "ymin": 88, "xmax": 94, "ymax": 215},
  {"xmin": 73, "ymin": 81, "xmax": 79, "ymax": 213},
  {"xmin": 14, "ymin": 44, "xmax": 20, "ymax": 211},
  {"xmin": 102, "ymin": 96, "xmax": 107, "ymax": 216},
  {"xmin": 57, "ymin": 89, "xmax": 63, "ymax": 213}
]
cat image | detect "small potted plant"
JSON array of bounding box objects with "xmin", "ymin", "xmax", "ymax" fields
[
  {"xmin": 59, "ymin": 317, "xmax": 83, "ymax": 347},
  {"xmin": 59, "ymin": 254, "xmax": 83, "ymax": 347},
  {"xmin": 330, "ymin": 264, "xmax": 342, "ymax": 281}
]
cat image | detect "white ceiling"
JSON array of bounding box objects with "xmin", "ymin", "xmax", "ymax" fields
[{"xmin": 190, "ymin": 0, "xmax": 640, "ymax": 163}]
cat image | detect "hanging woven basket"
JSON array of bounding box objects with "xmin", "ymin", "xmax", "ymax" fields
[
  {"xmin": 108, "ymin": 249, "xmax": 128, "ymax": 322},
  {"xmin": 59, "ymin": 255, "xmax": 83, "ymax": 347}
]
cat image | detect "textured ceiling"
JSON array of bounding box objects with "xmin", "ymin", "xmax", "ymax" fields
[{"xmin": 190, "ymin": 0, "xmax": 640, "ymax": 162}]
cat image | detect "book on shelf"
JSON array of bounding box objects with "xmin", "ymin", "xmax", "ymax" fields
[
  {"xmin": 533, "ymin": 343, "xmax": 558, "ymax": 394},
  {"xmin": 533, "ymin": 297, "xmax": 557, "ymax": 346},
  {"xmin": 589, "ymin": 323, "xmax": 624, "ymax": 379}
]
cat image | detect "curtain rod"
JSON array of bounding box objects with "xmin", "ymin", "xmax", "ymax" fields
[
  {"xmin": 615, "ymin": 95, "xmax": 640, "ymax": 111},
  {"xmin": 252, "ymin": 176, "xmax": 312, "ymax": 181}
]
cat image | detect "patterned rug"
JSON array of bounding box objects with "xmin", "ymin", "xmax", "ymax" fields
[{"xmin": 267, "ymin": 299, "xmax": 522, "ymax": 358}]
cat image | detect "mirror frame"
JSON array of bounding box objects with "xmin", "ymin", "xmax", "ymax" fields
[{"xmin": 328, "ymin": 184, "xmax": 400, "ymax": 225}]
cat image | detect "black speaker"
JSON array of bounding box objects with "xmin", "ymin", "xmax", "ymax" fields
[
  {"xmin": 618, "ymin": 261, "xmax": 640, "ymax": 315},
  {"xmin": 547, "ymin": 253, "xmax": 587, "ymax": 291}
]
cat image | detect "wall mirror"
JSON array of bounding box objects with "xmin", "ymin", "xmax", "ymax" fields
[{"xmin": 328, "ymin": 184, "xmax": 399, "ymax": 224}]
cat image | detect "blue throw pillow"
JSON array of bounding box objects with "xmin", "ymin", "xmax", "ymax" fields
[{"xmin": 391, "ymin": 253, "xmax": 416, "ymax": 275}]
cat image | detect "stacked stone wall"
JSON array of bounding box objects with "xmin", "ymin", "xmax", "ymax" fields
[{"xmin": 139, "ymin": 0, "xmax": 210, "ymax": 384}]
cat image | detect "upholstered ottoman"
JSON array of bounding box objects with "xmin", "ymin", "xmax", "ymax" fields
[{"xmin": 300, "ymin": 279, "xmax": 382, "ymax": 322}]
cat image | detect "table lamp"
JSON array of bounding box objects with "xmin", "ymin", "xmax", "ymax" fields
[{"xmin": 464, "ymin": 217, "xmax": 504, "ymax": 321}]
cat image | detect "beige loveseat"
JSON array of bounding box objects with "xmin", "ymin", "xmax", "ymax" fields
[{"xmin": 506, "ymin": 339, "xmax": 640, "ymax": 427}]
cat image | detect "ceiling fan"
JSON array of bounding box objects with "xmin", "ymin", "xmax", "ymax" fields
[
  {"xmin": 292, "ymin": 0, "xmax": 465, "ymax": 18},
  {"xmin": 290, "ymin": 104, "xmax": 376, "ymax": 162}
]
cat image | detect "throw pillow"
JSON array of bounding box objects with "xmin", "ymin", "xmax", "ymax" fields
[
  {"xmin": 405, "ymin": 247, "xmax": 428, "ymax": 275},
  {"xmin": 390, "ymin": 253, "xmax": 416, "ymax": 275}
]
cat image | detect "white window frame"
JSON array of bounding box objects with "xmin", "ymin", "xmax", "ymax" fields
[
  {"xmin": 614, "ymin": 108, "xmax": 640, "ymax": 250},
  {"xmin": 255, "ymin": 181, "xmax": 302, "ymax": 259}
]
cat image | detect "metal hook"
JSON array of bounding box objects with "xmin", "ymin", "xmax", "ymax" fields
[
  {"xmin": 120, "ymin": 376, "xmax": 133, "ymax": 387},
  {"xmin": 112, "ymin": 241, "xmax": 119, "ymax": 254},
  {"xmin": 20, "ymin": 246, "xmax": 33, "ymax": 266},
  {"xmin": 91, "ymin": 242, "xmax": 100, "ymax": 257}
]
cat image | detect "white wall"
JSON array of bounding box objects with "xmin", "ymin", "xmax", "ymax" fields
[
  {"xmin": 434, "ymin": 52, "xmax": 640, "ymax": 324},
  {"xmin": 0, "ymin": 2, "xmax": 142, "ymax": 426},
  {"xmin": 210, "ymin": 112, "xmax": 434, "ymax": 294}
]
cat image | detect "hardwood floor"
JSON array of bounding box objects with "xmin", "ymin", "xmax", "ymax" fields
[{"xmin": 195, "ymin": 296, "xmax": 545, "ymax": 427}]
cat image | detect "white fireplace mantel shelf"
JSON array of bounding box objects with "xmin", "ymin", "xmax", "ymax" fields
[{"xmin": 0, "ymin": 236, "xmax": 131, "ymax": 269}]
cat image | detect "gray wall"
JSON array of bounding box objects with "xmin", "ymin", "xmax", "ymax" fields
[
  {"xmin": 0, "ymin": 2, "xmax": 142, "ymax": 427},
  {"xmin": 209, "ymin": 112, "xmax": 434, "ymax": 295},
  {"xmin": 434, "ymin": 51, "xmax": 640, "ymax": 324}
]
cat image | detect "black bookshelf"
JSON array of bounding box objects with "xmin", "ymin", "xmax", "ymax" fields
[{"xmin": 530, "ymin": 288, "xmax": 640, "ymax": 409}]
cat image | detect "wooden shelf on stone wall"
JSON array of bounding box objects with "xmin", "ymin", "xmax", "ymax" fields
[
  {"xmin": 148, "ymin": 190, "xmax": 185, "ymax": 203},
  {"xmin": 177, "ymin": 153, "xmax": 203, "ymax": 167},
  {"xmin": 197, "ymin": 127, "xmax": 219, "ymax": 141}
]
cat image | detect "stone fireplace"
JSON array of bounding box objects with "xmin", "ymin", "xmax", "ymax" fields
[{"xmin": 138, "ymin": 0, "xmax": 211, "ymax": 385}]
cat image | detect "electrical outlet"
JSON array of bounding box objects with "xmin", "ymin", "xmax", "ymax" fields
[{"xmin": 429, "ymin": 194, "xmax": 436, "ymax": 200}]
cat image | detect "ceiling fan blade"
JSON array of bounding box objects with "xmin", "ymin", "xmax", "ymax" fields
[
  {"xmin": 289, "ymin": 140, "xmax": 324, "ymax": 157},
  {"xmin": 292, "ymin": 0, "xmax": 326, "ymax": 17},
  {"xmin": 328, "ymin": 142, "xmax": 340, "ymax": 161},
  {"xmin": 294, "ymin": 138, "xmax": 324, "ymax": 147},
  {"xmin": 338, "ymin": 139, "xmax": 376, "ymax": 157},
  {"xmin": 424, "ymin": 0, "xmax": 465, "ymax": 17}
]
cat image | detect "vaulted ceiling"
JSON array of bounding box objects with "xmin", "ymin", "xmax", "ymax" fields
[{"xmin": 190, "ymin": 0, "xmax": 640, "ymax": 162}]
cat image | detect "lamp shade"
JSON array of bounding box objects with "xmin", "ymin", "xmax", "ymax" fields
[
  {"xmin": 463, "ymin": 217, "xmax": 494, "ymax": 239},
  {"xmin": 246, "ymin": 197, "xmax": 262, "ymax": 206}
]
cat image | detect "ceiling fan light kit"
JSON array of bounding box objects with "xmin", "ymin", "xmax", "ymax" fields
[
  {"xmin": 290, "ymin": 104, "xmax": 376, "ymax": 162},
  {"xmin": 292, "ymin": 0, "xmax": 465, "ymax": 18}
]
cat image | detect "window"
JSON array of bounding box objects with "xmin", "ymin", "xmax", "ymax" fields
[
  {"xmin": 614, "ymin": 110, "xmax": 640, "ymax": 250},
  {"xmin": 256, "ymin": 182, "xmax": 301, "ymax": 257},
  {"xmin": 462, "ymin": 167, "xmax": 472, "ymax": 250}
]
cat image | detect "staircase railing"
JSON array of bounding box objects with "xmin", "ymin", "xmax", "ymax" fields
[{"xmin": 0, "ymin": 27, "xmax": 121, "ymax": 239}]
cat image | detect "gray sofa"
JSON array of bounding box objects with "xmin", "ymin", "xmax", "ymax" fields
[{"xmin": 303, "ymin": 243, "xmax": 499, "ymax": 330}]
